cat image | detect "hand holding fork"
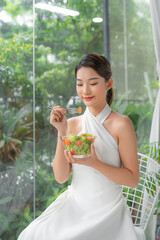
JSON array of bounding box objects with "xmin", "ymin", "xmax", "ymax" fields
[{"xmin": 49, "ymin": 105, "xmax": 82, "ymax": 133}]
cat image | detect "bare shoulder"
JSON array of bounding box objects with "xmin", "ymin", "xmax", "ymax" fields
[
  {"xmin": 67, "ymin": 115, "xmax": 83, "ymax": 135},
  {"xmin": 111, "ymin": 111, "xmax": 133, "ymax": 129},
  {"xmin": 111, "ymin": 111, "xmax": 134, "ymax": 134},
  {"xmin": 110, "ymin": 111, "xmax": 136, "ymax": 142},
  {"xmin": 111, "ymin": 112, "xmax": 138, "ymax": 166},
  {"xmin": 103, "ymin": 111, "xmax": 135, "ymax": 144}
]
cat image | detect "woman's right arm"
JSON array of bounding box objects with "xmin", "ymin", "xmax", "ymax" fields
[{"xmin": 50, "ymin": 106, "xmax": 72, "ymax": 184}]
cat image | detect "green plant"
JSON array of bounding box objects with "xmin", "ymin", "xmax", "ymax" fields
[
  {"xmin": 0, "ymin": 104, "xmax": 33, "ymax": 163},
  {"xmin": 137, "ymin": 143, "xmax": 160, "ymax": 215},
  {"xmin": 138, "ymin": 142, "xmax": 160, "ymax": 163},
  {"xmin": 0, "ymin": 203, "xmax": 34, "ymax": 239},
  {"xmin": 112, "ymin": 100, "xmax": 154, "ymax": 146},
  {"xmin": 0, "ymin": 157, "xmax": 71, "ymax": 239}
]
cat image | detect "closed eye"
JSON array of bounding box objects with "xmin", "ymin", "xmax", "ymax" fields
[
  {"xmin": 76, "ymin": 82, "xmax": 98, "ymax": 86},
  {"xmin": 90, "ymin": 83, "xmax": 98, "ymax": 85}
]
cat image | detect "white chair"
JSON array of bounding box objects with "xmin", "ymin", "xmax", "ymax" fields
[{"xmin": 122, "ymin": 153, "xmax": 160, "ymax": 238}]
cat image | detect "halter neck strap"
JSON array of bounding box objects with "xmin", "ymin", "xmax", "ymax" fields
[
  {"xmin": 96, "ymin": 104, "xmax": 111, "ymax": 124},
  {"xmin": 86, "ymin": 104, "xmax": 111, "ymax": 124}
]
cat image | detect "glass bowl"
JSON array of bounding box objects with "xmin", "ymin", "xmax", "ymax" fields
[{"xmin": 60, "ymin": 134, "xmax": 96, "ymax": 158}]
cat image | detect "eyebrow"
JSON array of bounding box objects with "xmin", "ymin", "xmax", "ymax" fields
[{"xmin": 76, "ymin": 77, "xmax": 100, "ymax": 81}]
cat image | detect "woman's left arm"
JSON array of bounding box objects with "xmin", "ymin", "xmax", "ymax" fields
[
  {"xmin": 92, "ymin": 116, "xmax": 139, "ymax": 188},
  {"xmin": 114, "ymin": 116, "xmax": 139, "ymax": 187},
  {"xmin": 64, "ymin": 116, "xmax": 139, "ymax": 188}
]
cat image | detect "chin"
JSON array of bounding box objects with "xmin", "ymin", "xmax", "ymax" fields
[
  {"xmin": 83, "ymin": 101, "xmax": 98, "ymax": 108},
  {"xmin": 82, "ymin": 100, "xmax": 94, "ymax": 106}
]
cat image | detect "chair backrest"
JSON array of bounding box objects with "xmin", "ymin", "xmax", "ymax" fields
[{"xmin": 122, "ymin": 153, "xmax": 160, "ymax": 231}]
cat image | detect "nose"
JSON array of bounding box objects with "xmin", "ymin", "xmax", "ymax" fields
[{"xmin": 83, "ymin": 84, "xmax": 91, "ymax": 95}]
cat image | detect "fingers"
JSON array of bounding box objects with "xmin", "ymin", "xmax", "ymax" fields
[
  {"xmin": 91, "ymin": 143, "xmax": 94, "ymax": 153},
  {"xmin": 50, "ymin": 106, "xmax": 66, "ymax": 122},
  {"xmin": 51, "ymin": 106, "xmax": 66, "ymax": 115},
  {"xmin": 64, "ymin": 150, "xmax": 76, "ymax": 163},
  {"xmin": 91, "ymin": 143, "xmax": 97, "ymax": 157},
  {"xmin": 64, "ymin": 150, "xmax": 88, "ymax": 164},
  {"xmin": 64, "ymin": 144, "xmax": 98, "ymax": 167}
]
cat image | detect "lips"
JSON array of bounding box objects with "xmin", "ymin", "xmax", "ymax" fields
[{"xmin": 83, "ymin": 97, "xmax": 94, "ymax": 101}]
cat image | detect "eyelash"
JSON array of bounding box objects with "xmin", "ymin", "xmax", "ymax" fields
[
  {"xmin": 90, "ymin": 83, "xmax": 98, "ymax": 85},
  {"xmin": 76, "ymin": 83, "xmax": 98, "ymax": 86}
]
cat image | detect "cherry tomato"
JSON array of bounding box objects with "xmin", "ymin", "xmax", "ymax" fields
[
  {"xmin": 78, "ymin": 106, "xmax": 82, "ymax": 114},
  {"xmin": 75, "ymin": 140, "xmax": 83, "ymax": 146},
  {"xmin": 70, "ymin": 150, "xmax": 76, "ymax": 155},
  {"xmin": 63, "ymin": 138, "xmax": 71, "ymax": 146},
  {"xmin": 86, "ymin": 137, "xmax": 94, "ymax": 141}
]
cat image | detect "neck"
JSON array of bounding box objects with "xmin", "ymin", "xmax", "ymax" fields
[{"xmin": 87, "ymin": 102, "xmax": 107, "ymax": 116}]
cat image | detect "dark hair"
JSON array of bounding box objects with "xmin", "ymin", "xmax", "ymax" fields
[{"xmin": 75, "ymin": 53, "xmax": 113, "ymax": 106}]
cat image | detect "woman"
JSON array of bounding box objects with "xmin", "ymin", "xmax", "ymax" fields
[{"xmin": 18, "ymin": 53, "xmax": 140, "ymax": 240}]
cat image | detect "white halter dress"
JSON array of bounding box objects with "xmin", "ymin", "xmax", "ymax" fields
[{"xmin": 18, "ymin": 104, "xmax": 140, "ymax": 240}]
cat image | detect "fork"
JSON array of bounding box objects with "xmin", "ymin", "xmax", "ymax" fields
[{"xmin": 48, "ymin": 105, "xmax": 82, "ymax": 114}]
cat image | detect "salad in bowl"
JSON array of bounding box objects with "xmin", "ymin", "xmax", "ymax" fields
[{"xmin": 61, "ymin": 133, "xmax": 96, "ymax": 158}]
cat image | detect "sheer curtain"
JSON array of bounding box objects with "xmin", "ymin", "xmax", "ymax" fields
[
  {"xmin": 145, "ymin": 0, "xmax": 160, "ymax": 239},
  {"xmin": 149, "ymin": 0, "xmax": 160, "ymax": 143}
]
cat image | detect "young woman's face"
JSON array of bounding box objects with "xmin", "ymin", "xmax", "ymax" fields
[{"xmin": 76, "ymin": 67, "xmax": 108, "ymax": 108}]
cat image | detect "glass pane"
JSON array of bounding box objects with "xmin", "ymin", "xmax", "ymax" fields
[
  {"xmin": 110, "ymin": 0, "xmax": 156, "ymax": 146},
  {"xmin": 34, "ymin": 0, "xmax": 104, "ymax": 216},
  {"xmin": 0, "ymin": 1, "xmax": 33, "ymax": 238}
]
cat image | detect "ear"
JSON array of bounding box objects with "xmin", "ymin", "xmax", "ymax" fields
[{"xmin": 106, "ymin": 78, "xmax": 113, "ymax": 90}]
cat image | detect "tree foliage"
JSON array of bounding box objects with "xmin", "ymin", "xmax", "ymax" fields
[{"xmin": 0, "ymin": 0, "xmax": 156, "ymax": 101}]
